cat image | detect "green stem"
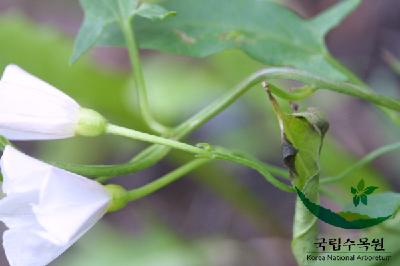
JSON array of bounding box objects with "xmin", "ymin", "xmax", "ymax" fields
[
  {"xmin": 211, "ymin": 149, "xmax": 294, "ymax": 193},
  {"xmin": 59, "ymin": 67, "xmax": 400, "ymax": 178},
  {"xmin": 268, "ymin": 83, "xmax": 317, "ymax": 101},
  {"xmin": 105, "ymin": 123, "xmax": 293, "ymax": 192},
  {"xmin": 321, "ymin": 141, "xmax": 400, "ymax": 184},
  {"xmin": 106, "ymin": 124, "xmax": 204, "ymax": 155},
  {"xmin": 54, "ymin": 145, "xmax": 169, "ymax": 177},
  {"xmin": 119, "ymin": 18, "xmax": 169, "ymax": 134},
  {"xmin": 265, "ymin": 164, "xmax": 290, "ymax": 179},
  {"xmin": 176, "ymin": 67, "xmax": 400, "ymax": 137},
  {"xmin": 127, "ymin": 159, "xmax": 209, "ymax": 201}
]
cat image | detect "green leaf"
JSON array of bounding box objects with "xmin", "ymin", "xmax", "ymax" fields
[
  {"xmin": 308, "ymin": 0, "xmax": 361, "ymax": 40},
  {"xmin": 71, "ymin": 0, "xmax": 174, "ymax": 63},
  {"xmin": 267, "ymin": 92, "xmax": 328, "ymax": 265},
  {"xmin": 353, "ymin": 195, "xmax": 360, "ymax": 207},
  {"xmin": 135, "ymin": 3, "xmax": 177, "ymax": 20},
  {"xmin": 275, "ymin": 107, "xmax": 329, "ymax": 187},
  {"xmin": 364, "ymin": 186, "xmax": 378, "ymax": 195},
  {"xmin": 71, "ymin": 0, "xmax": 137, "ymax": 63},
  {"xmin": 357, "ymin": 179, "xmax": 365, "ymax": 191},
  {"xmin": 73, "ymin": 0, "xmax": 362, "ymax": 80},
  {"xmin": 351, "ymin": 186, "xmax": 357, "ymax": 194},
  {"xmin": 360, "ymin": 194, "xmax": 368, "ymax": 205}
]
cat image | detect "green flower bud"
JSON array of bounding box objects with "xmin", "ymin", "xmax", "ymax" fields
[
  {"xmin": 75, "ymin": 108, "xmax": 107, "ymax": 137},
  {"xmin": 104, "ymin": 184, "xmax": 129, "ymax": 212}
]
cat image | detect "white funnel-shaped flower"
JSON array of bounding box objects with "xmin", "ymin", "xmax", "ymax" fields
[
  {"xmin": 0, "ymin": 145, "xmax": 110, "ymax": 266},
  {"xmin": 0, "ymin": 65, "xmax": 81, "ymax": 140},
  {"xmin": 0, "ymin": 65, "xmax": 107, "ymax": 140}
]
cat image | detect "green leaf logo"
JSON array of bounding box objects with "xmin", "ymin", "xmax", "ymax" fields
[
  {"xmin": 357, "ymin": 179, "xmax": 365, "ymax": 191},
  {"xmin": 351, "ymin": 179, "xmax": 378, "ymax": 206}
]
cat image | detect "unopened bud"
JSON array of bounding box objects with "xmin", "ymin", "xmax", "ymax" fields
[
  {"xmin": 104, "ymin": 184, "xmax": 129, "ymax": 212},
  {"xmin": 75, "ymin": 108, "xmax": 107, "ymax": 137}
]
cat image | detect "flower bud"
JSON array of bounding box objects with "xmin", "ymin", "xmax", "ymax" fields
[
  {"xmin": 75, "ymin": 108, "xmax": 108, "ymax": 137},
  {"xmin": 104, "ymin": 184, "xmax": 129, "ymax": 212}
]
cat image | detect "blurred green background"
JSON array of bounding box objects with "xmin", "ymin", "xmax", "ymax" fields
[{"xmin": 0, "ymin": 0, "xmax": 399, "ymax": 265}]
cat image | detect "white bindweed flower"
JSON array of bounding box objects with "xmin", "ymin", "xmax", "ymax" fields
[
  {"xmin": 0, "ymin": 145, "xmax": 111, "ymax": 266},
  {"xmin": 0, "ymin": 65, "xmax": 107, "ymax": 140}
]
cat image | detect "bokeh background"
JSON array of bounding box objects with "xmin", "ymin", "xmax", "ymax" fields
[{"xmin": 0, "ymin": 0, "xmax": 399, "ymax": 265}]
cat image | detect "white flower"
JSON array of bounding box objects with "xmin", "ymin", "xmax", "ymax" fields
[
  {"xmin": 0, "ymin": 65, "xmax": 107, "ymax": 140},
  {"xmin": 0, "ymin": 65, "xmax": 80, "ymax": 140},
  {"xmin": 0, "ymin": 145, "xmax": 110, "ymax": 266}
]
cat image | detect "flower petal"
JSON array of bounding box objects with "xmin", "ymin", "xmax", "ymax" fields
[
  {"xmin": 0, "ymin": 146, "xmax": 50, "ymax": 194},
  {"xmin": 1, "ymin": 65, "xmax": 78, "ymax": 108},
  {"xmin": 0, "ymin": 114, "xmax": 79, "ymax": 140},
  {"xmin": 0, "ymin": 146, "xmax": 111, "ymax": 265},
  {"xmin": 3, "ymin": 228, "xmax": 70, "ymax": 266},
  {"xmin": 32, "ymin": 163, "xmax": 110, "ymax": 244},
  {"xmin": 0, "ymin": 192, "xmax": 37, "ymax": 229},
  {"xmin": 0, "ymin": 65, "xmax": 80, "ymax": 140}
]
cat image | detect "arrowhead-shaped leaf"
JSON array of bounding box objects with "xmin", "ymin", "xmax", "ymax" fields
[
  {"xmin": 351, "ymin": 186, "xmax": 357, "ymax": 194},
  {"xmin": 308, "ymin": 0, "xmax": 361, "ymax": 40},
  {"xmin": 71, "ymin": 0, "xmax": 137, "ymax": 63},
  {"xmin": 71, "ymin": 0, "xmax": 175, "ymax": 63},
  {"xmin": 73, "ymin": 0, "xmax": 362, "ymax": 80}
]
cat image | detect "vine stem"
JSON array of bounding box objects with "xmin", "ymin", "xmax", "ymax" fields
[
  {"xmin": 106, "ymin": 124, "xmax": 293, "ymax": 192},
  {"xmin": 59, "ymin": 67, "xmax": 400, "ymax": 178},
  {"xmin": 119, "ymin": 18, "xmax": 169, "ymax": 134},
  {"xmin": 127, "ymin": 159, "xmax": 209, "ymax": 201},
  {"xmin": 106, "ymin": 124, "xmax": 204, "ymax": 155},
  {"xmin": 175, "ymin": 67, "xmax": 400, "ymax": 137}
]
